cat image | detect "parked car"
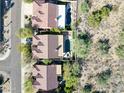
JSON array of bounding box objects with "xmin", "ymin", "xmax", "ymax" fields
[{"xmin": 5, "ymin": 0, "xmax": 11, "ymax": 9}]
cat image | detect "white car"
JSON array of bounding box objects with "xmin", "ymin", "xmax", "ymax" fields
[{"xmin": 5, "ymin": 0, "xmax": 11, "ymax": 9}]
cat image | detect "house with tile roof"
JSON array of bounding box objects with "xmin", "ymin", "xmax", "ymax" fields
[
  {"xmin": 32, "ymin": 64, "xmax": 61, "ymax": 91},
  {"xmin": 32, "ymin": 1, "xmax": 65, "ymax": 29},
  {"xmin": 32, "ymin": 35, "xmax": 63, "ymax": 59}
]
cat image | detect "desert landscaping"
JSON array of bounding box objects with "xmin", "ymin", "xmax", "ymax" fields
[{"xmin": 75, "ymin": 0, "xmax": 124, "ymax": 93}]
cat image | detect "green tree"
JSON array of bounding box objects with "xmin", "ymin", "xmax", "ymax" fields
[
  {"xmin": 18, "ymin": 28, "xmax": 33, "ymax": 39},
  {"xmin": 65, "ymin": 76, "xmax": 78, "ymax": 89},
  {"xmin": 63, "ymin": 62, "xmax": 79, "ymax": 93},
  {"xmin": 63, "ymin": 63, "xmax": 71, "ymax": 80}
]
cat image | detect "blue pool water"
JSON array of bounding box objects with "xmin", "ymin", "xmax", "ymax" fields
[
  {"xmin": 66, "ymin": 3, "xmax": 71, "ymax": 25},
  {"xmin": 64, "ymin": 39, "xmax": 70, "ymax": 52}
]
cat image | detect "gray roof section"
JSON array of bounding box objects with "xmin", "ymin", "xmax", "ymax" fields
[{"xmin": 48, "ymin": 35, "xmax": 58, "ymax": 58}]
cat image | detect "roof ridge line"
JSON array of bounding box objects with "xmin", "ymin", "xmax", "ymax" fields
[
  {"xmin": 48, "ymin": 35, "xmax": 49, "ymax": 58},
  {"xmin": 47, "ymin": 3, "xmax": 49, "ymax": 28}
]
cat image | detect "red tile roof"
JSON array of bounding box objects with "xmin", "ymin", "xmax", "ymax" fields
[
  {"xmin": 32, "ymin": 2, "xmax": 58, "ymax": 29},
  {"xmin": 33, "ymin": 65, "xmax": 58, "ymax": 91},
  {"xmin": 32, "ymin": 35, "xmax": 63, "ymax": 59}
]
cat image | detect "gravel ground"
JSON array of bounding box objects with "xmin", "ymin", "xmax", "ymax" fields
[{"xmin": 78, "ymin": 0, "xmax": 124, "ymax": 92}]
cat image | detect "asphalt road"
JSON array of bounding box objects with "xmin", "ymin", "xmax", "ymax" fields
[{"xmin": 0, "ymin": 0, "xmax": 22, "ymax": 93}]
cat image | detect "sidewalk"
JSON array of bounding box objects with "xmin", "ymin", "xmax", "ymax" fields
[
  {"xmin": 21, "ymin": 1, "xmax": 33, "ymax": 28},
  {"xmin": 21, "ymin": 1, "xmax": 33, "ymax": 93}
]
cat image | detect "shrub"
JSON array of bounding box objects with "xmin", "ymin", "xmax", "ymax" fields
[
  {"xmin": 119, "ymin": 31, "xmax": 124, "ymax": 45},
  {"xmin": 100, "ymin": 7, "xmax": 111, "ymax": 18},
  {"xmin": 20, "ymin": 43, "xmax": 32, "ymax": 57},
  {"xmin": 82, "ymin": 83, "xmax": 92, "ymax": 93},
  {"xmin": 76, "ymin": 17, "xmax": 82, "ymax": 26},
  {"xmin": 115, "ymin": 30, "xmax": 124, "ymax": 59},
  {"xmin": 81, "ymin": 1, "xmax": 89, "ymax": 13},
  {"xmin": 65, "ymin": 76, "xmax": 78, "ymax": 90},
  {"xmin": 88, "ymin": 6, "xmax": 111, "ymax": 27},
  {"xmin": 18, "ymin": 43, "xmax": 32, "ymax": 64},
  {"xmin": 51, "ymin": 28, "xmax": 61, "ymax": 33},
  {"xmin": 25, "ymin": 15, "xmax": 28, "ymax": 19},
  {"xmin": 88, "ymin": 14, "xmax": 101, "ymax": 27},
  {"xmin": 42, "ymin": 59, "xmax": 52, "ymax": 65},
  {"xmin": 63, "ymin": 62, "xmax": 81, "ymax": 93},
  {"xmin": 98, "ymin": 39, "xmax": 110, "ymax": 54},
  {"xmin": 51, "ymin": 28, "xmax": 65, "ymax": 33},
  {"xmin": 92, "ymin": 91, "xmax": 106, "ymax": 93},
  {"xmin": 73, "ymin": 32, "xmax": 92, "ymax": 59},
  {"xmin": 116, "ymin": 45, "xmax": 124, "ymax": 59},
  {"xmin": 18, "ymin": 28, "xmax": 33, "ymax": 39},
  {"xmin": 71, "ymin": 62, "xmax": 81, "ymax": 76},
  {"xmin": 24, "ymin": 78, "xmax": 33, "ymax": 93},
  {"xmin": 97, "ymin": 69, "xmax": 112, "ymax": 85}
]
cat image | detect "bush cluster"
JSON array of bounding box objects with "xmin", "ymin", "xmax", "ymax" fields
[{"xmin": 88, "ymin": 5, "xmax": 112, "ymax": 27}]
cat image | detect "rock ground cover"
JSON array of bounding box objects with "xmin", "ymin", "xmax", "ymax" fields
[{"xmin": 76, "ymin": 0, "xmax": 124, "ymax": 93}]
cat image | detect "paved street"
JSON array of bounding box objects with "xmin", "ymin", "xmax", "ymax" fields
[{"xmin": 0, "ymin": 0, "xmax": 22, "ymax": 93}]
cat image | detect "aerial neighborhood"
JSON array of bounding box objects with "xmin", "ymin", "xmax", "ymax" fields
[
  {"xmin": 21, "ymin": 0, "xmax": 74, "ymax": 93},
  {"xmin": 0, "ymin": 0, "xmax": 124, "ymax": 93}
]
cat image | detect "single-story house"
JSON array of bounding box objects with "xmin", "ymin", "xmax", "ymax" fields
[
  {"xmin": 32, "ymin": 35, "xmax": 63, "ymax": 59},
  {"xmin": 32, "ymin": 2, "xmax": 65, "ymax": 29},
  {"xmin": 32, "ymin": 64, "xmax": 61, "ymax": 91}
]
